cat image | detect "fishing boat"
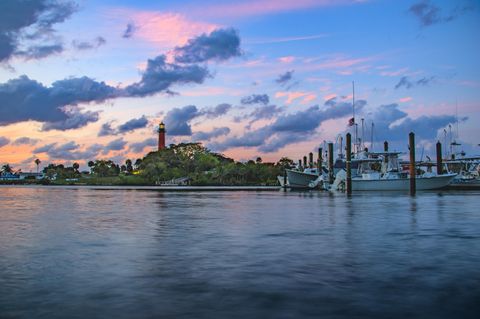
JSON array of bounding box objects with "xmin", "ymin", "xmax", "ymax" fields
[
  {"xmin": 282, "ymin": 167, "xmax": 324, "ymax": 188},
  {"xmin": 445, "ymin": 157, "xmax": 480, "ymax": 188},
  {"xmin": 330, "ymin": 152, "xmax": 457, "ymax": 191}
]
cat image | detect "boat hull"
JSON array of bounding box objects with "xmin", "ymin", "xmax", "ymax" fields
[
  {"xmin": 352, "ymin": 173, "xmax": 457, "ymax": 191},
  {"xmin": 285, "ymin": 169, "xmax": 319, "ymax": 188},
  {"xmin": 448, "ymin": 177, "xmax": 480, "ymax": 189}
]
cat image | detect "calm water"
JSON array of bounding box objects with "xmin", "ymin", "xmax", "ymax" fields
[{"xmin": 1, "ymin": 186, "xmax": 479, "ymax": 319}]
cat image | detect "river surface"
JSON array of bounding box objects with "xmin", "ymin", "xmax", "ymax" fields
[{"xmin": 0, "ymin": 186, "xmax": 479, "ymax": 318}]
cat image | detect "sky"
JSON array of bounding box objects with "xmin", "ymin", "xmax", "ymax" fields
[{"xmin": 0, "ymin": 0, "xmax": 479, "ymax": 171}]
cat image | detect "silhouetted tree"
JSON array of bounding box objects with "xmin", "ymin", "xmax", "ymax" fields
[
  {"xmin": 134, "ymin": 158, "xmax": 142, "ymax": 169},
  {"xmin": 34, "ymin": 158, "xmax": 41, "ymax": 173},
  {"xmin": 125, "ymin": 159, "xmax": 133, "ymax": 174},
  {"xmin": 1, "ymin": 164, "xmax": 13, "ymax": 174}
]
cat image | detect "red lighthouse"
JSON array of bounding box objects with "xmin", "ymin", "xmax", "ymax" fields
[{"xmin": 158, "ymin": 122, "xmax": 166, "ymax": 151}]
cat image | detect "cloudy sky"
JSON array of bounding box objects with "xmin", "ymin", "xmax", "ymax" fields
[{"xmin": 1, "ymin": 0, "xmax": 479, "ymax": 170}]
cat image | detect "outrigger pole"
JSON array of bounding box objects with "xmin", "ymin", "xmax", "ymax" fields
[{"xmin": 352, "ymin": 81, "xmax": 358, "ymax": 153}]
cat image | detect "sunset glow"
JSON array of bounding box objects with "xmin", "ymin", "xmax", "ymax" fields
[{"xmin": 1, "ymin": 0, "xmax": 479, "ymax": 171}]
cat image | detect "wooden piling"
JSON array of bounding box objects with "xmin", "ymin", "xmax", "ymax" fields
[
  {"xmin": 309, "ymin": 152, "xmax": 314, "ymax": 168},
  {"xmin": 298, "ymin": 159, "xmax": 302, "ymax": 170},
  {"xmin": 346, "ymin": 133, "xmax": 352, "ymax": 195},
  {"xmin": 318, "ymin": 148, "xmax": 323, "ymax": 174},
  {"xmin": 409, "ymin": 132, "xmax": 416, "ymax": 196},
  {"xmin": 383, "ymin": 141, "xmax": 389, "ymax": 166},
  {"xmin": 303, "ymin": 156, "xmax": 307, "ymax": 169},
  {"xmin": 328, "ymin": 143, "xmax": 334, "ymax": 184},
  {"xmin": 436, "ymin": 141, "xmax": 443, "ymax": 175}
]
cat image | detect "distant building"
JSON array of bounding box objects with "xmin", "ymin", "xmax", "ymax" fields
[
  {"xmin": 0, "ymin": 173, "xmax": 19, "ymax": 180},
  {"xmin": 156, "ymin": 177, "xmax": 190, "ymax": 186},
  {"xmin": 19, "ymin": 172, "xmax": 44, "ymax": 180},
  {"xmin": 0, "ymin": 172, "xmax": 44, "ymax": 180},
  {"xmin": 158, "ymin": 122, "xmax": 166, "ymax": 151}
]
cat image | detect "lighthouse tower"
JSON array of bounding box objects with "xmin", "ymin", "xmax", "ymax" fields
[{"xmin": 158, "ymin": 122, "xmax": 166, "ymax": 151}]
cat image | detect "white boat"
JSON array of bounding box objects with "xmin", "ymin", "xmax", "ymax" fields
[
  {"xmin": 283, "ymin": 167, "xmax": 323, "ymax": 189},
  {"xmin": 445, "ymin": 158, "xmax": 480, "ymax": 188},
  {"xmin": 331, "ymin": 152, "xmax": 457, "ymax": 191},
  {"xmin": 352, "ymin": 172, "xmax": 457, "ymax": 191}
]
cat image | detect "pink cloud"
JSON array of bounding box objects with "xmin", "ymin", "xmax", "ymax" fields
[
  {"xmin": 117, "ymin": 10, "xmax": 218, "ymax": 48},
  {"xmin": 380, "ymin": 67, "xmax": 409, "ymax": 77},
  {"xmin": 316, "ymin": 56, "xmax": 372, "ymax": 69},
  {"xmin": 323, "ymin": 93, "xmax": 337, "ymax": 101},
  {"xmin": 399, "ymin": 97, "xmax": 413, "ymax": 103},
  {"xmin": 278, "ymin": 56, "xmax": 295, "ymax": 63},
  {"xmin": 244, "ymin": 59, "xmax": 266, "ymax": 67},
  {"xmin": 194, "ymin": 0, "xmax": 365, "ymax": 19},
  {"xmin": 182, "ymin": 86, "xmax": 244, "ymax": 97},
  {"xmin": 337, "ymin": 70, "xmax": 353, "ymax": 75},
  {"xmin": 302, "ymin": 94, "xmax": 317, "ymax": 104},
  {"xmin": 275, "ymin": 91, "xmax": 317, "ymax": 104},
  {"xmin": 248, "ymin": 34, "xmax": 328, "ymax": 44},
  {"xmin": 292, "ymin": 55, "xmax": 375, "ymax": 74}
]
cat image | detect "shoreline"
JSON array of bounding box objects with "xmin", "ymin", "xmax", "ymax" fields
[{"xmin": 0, "ymin": 184, "xmax": 281, "ymax": 191}]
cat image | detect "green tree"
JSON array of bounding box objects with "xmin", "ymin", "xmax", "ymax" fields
[
  {"xmin": 125, "ymin": 159, "xmax": 133, "ymax": 174},
  {"xmin": 136, "ymin": 142, "xmax": 281, "ymax": 186},
  {"xmin": 134, "ymin": 158, "xmax": 142, "ymax": 169},
  {"xmin": 276, "ymin": 157, "xmax": 295, "ymax": 170},
  {"xmin": 34, "ymin": 158, "xmax": 41, "ymax": 173},
  {"xmin": 91, "ymin": 160, "xmax": 119, "ymax": 177}
]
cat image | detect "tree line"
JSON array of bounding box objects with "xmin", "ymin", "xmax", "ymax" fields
[{"xmin": 1, "ymin": 143, "xmax": 296, "ymax": 186}]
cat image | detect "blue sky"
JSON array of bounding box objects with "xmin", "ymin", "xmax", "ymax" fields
[{"xmin": 0, "ymin": 0, "xmax": 479, "ymax": 169}]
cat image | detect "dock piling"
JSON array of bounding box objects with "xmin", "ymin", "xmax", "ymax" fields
[
  {"xmin": 303, "ymin": 156, "xmax": 307, "ymax": 169},
  {"xmin": 436, "ymin": 141, "xmax": 443, "ymax": 175},
  {"xmin": 309, "ymin": 152, "xmax": 314, "ymax": 168},
  {"xmin": 328, "ymin": 143, "xmax": 334, "ymax": 184},
  {"xmin": 318, "ymin": 148, "xmax": 323, "ymax": 174},
  {"xmin": 346, "ymin": 133, "xmax": 352, "ymax": 195},
  {"xmin": 409, "ymin": 132, "xmax": 416, "ymax": 196},
  {"xmin": 384, "ymin": 141, "xmax": 389, "ymax": 152}
]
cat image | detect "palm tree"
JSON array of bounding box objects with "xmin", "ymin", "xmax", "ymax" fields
[
  {"xmin": 2, "ymin": 164, "xmax": 13, "ymax": 174},
  {"xmin": 88, "ymin": 160, "xmax": 95, "ymax": 174},
  {"xmin": 34, "ymin": 158, "xmax": 41, "ymax": 174}
]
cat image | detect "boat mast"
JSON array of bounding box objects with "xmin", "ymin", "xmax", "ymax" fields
[
  {"xmin": 449, "ymin": 124, "xmax": 453, "ymax": 158},
  {"xmin": 370, "ymin": 122, "xmax": 374, "ymax": 152},
  {"xmin": 361, "ymin": 118, "xmax": 365, "ymax": 151},
  {"xmin": 443, "ymin": 129, "xmax": 447, "ymax": 159},
  {"xmin": 352, "ymin": 81, "xmax": 357, "ymax": 154},
  {"xmin": 340, "ymin": 136, "xmax": 343, "ymax": 158},
  {"xmin": 456, "ymin": 98, "xmax": 459, "ymax": 141}
]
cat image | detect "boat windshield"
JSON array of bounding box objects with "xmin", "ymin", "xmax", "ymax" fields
[{"xmin": 386, "ymin": 155, "xmax": 400, "ymax": 172}]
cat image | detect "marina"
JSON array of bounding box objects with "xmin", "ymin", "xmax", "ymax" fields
[
  {"xmin": 278, "ymin": 132, "xmax": 480, "ymax": 193},
  {"xmin": 1, "ymin": 1, "xmax": 479, "ymax": 318}
]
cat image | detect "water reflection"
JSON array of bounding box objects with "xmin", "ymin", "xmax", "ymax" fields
[{"xmin": 1, "ymin": 186, "xmax": 479, "ymax": 318}]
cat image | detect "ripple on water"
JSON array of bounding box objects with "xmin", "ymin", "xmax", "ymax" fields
[{"xmin": 1, "ymin": 187, "xmax": 480, "ymax": 319}]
